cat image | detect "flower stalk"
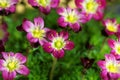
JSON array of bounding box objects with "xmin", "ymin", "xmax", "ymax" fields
[{"xmin": 50, "ymin": 56, "xmax": 57, "ymax": 80}]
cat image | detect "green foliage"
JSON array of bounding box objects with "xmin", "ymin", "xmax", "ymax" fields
[{"xmin": 1, "ymin": 1, "xmax": 120, "ymax": 80}]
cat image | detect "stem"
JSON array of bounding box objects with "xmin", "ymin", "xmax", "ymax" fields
[
  {"xmin": 99, "ymin": 37, "xmax": 108, "ymax": 53},
  {"xmin": 50, "ymin": 57, "xmax": 57, "ymax": 80},
  {"xmin": 0, "ymin": 15, "xmax": 4, "ymax": 24}
]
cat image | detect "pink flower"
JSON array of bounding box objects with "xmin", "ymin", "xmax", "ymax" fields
[
  {"xmin": 28, "ymin": 0, "xmax": 60, "ymax": 14},
  {"xmin": 0, "ymin": 0, "xmax": 18, "ymax": 15},
  {"xmin": 75, "ymin": 0, "xmax": 106, "ymax": 20},
  {"xmin": 103, "ymin": 18, "xmax": 120, "ymax": 35},
  {"xmin": 0, "ymin": 52, "xmax": 29, "ymax": 80},
  {"xmin": 43, "ymin": 30, "xmax": 74, "ymax": 58},
  {"xmin": 22, "ymin": 17, "xmax": 50, "ymax": 46},
  {"xmin": 108, "ymin": 39, "xmax": 120, "ymax": 59},
  {"xmin": 0, "ymin": 22, "xmax": 9, "ymax": 43},
  {"xmin": 57, "ymin": 7, "xmax": 88, "ymax": 32},
  {"xmin": 97, "ymin": 54, "xmax": 120, "ymax": 80}
]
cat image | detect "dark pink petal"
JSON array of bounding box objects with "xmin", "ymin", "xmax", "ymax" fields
[
  {"xmin": 105, "ymin": 29, "xmax": 115, "ymax": 35},
  {"xmin": 69, "ymin": 23, "xmax": 81, "ymax": 32},
  {"xmin": 105, "ymin": 54, "xmax": 116, "ymax": 62},
  {"xmin": 59, "ymin": 31, "xmax": 69, "ymax": 40},
  {"xmin": 28, "ymin": 0, "xmax": 38, "ymax": 6},
  {"xmin": 7, "ymin": 5, "xmax": 16, "ymax": 13},
  {"xmin": 57, "ymin": 17, "xmax": 68, "ymax": 27},
  {"xmin": 2, "ymin": 52, "xmax": 14, "ymax": 60},
  {"xmin": 51, "ymin": 0, "xmax": 60, "ymax": 8},
  {"xmin": 39, "ymin": 6, "xmax": 51, "ymax": 15},
  {"xmin": 96, "ymin": 0, "xmax": 106, "ymax": 8},
  {"xmin": 47, "ymin": 30, "xmax": 58, "ymax": 41},
  {"xmin": 75, "ymin": 0, "xmax": 84, "ymax": 9},
  {"xmin": 57, "ymin": 7, "xmax": 65, "ymax": 15},
  {"xmin": 109, "ymin": 73, "xmax": 119, "ymax": 79},
  {"xmin": 93, "ymin": 10, "xmax": 103, "ymax": 20},
  {"xmin": 64, "ymin": 40, "xmax": 74, "ymax": 50},
  {"xmin": 52, "ymin": 49, "xmax": 65, "ymax": 58},
  {"xmin": 2, "ymin": 70, "xmax": 16, "ymax": 80},
  {"xmin": 15, "ymin": 53, "xmax": 27, "ymax": 64},
  {"xmin": 26, "ymin": 33, "xmax": 38, "ymax": 43},
  {"xmin": 17, "ymin": 65, "xmax": 29, "ymax": 76},
  {"xmin": 100, "ymin": 70, "xmax": 108, "ymax": 80},
  {"xmin": 43, "ymin": 42, "xmax": 53, "ymax": 53},
  {"xmin": 22, "ymin": 19, "xmax": 34, "ymax": 32},
  {"xmin": 34, "ymin": 17, "xmax": 44, "ymax": 28},
  {"xmin": 97, "ymin": 60, "xmax": 106, "ymax": 69},
  {"xmin": 0, "ymin": 60, "xmax": 5, "ymax": 71},
  {"xmin": 108, "ymin": 39, "xmax": 115, "ymax": 49}
]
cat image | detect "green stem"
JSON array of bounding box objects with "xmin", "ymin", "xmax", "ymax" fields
[
  {"xmin": 50, "ymin": 57, "xmax": 57, "ymax": 80},
  {"xmin": 99, "ymin": 37, "xmax": 108, "ymax": 53}
]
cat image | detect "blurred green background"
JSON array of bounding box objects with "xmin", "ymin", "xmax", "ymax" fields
[{"xmin": 1, "ymin": 0, "xmax": 120, "ymax": 80}]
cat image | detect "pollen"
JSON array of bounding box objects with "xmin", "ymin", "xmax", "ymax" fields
[
  {"xmin": 106, "ymin": 23, "xmax": 117, "ymax": 32},
  {"xmin": 106, "ymin": 62, "xmax": 117, "ymax": 73},
  {"xmin": 0, "ymin": 0, "xmax": 8, "ymax": 8},
  {"xmin": 37, "ymin": 0, "xmax": 50, "ymax": 7},
  {"xmin": 32, "ymin": 27, "xmax": 45, "ymax": 39}
]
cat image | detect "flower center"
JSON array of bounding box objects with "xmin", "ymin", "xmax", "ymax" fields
[
  {"xmin": 106, "ymin": 23, "xmax": 117, "ymax": 32},
  {"xmin": 66, "ymin": 15, "xmax": 78, "ymax": 23},
  {"xmin": 32, "ymin": 27, "xmax": 45, "ymax": 39},
  {"xmin": 7, "ymin": 62, "xmax": 17, "ymax": 71},
  {"xmin": 106, "ymin": 62, "xmax": 117, "ymax": 73},
  {"xmin": 0, "ymin": 0, "xmax": 9, "ymax": 8},
  {"xmin": 84, "ymin": 0, "xmax": 98, "ymax": 13},
  {"xmin": 37, "ymin": 0, "xmax": 50, "ymax": 7},
  {"xmin": 0, "ymin": 29, "xmax": 4, "ymax": 39},
  {"xmin": 115, "ymin": 44, "xmax": 120, "ymax": 54},
  {"xmin": 52, "ymin": 37, "xmax": 65, "ymax": 50}
]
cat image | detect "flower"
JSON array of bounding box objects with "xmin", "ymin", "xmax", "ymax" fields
[
  {"xmin": 97, "ymin": 54, "xmax": 120, "ymax": 80},
  {"xmin": 102, "ymin": 18, "xmax": 120, "ymax": 35},
  {"xmin": 75, "ymin": 0, "xmax": 106, "ymax": 20},
  {"xmin": 108, "ymin": 39, "xmax": 120, "ymax": 59},
  {"xmin": 0, "ymin": 0, "xmax": 18, "ymax": 15},
  {"xmin": 57, "ymin": 7, "xmax": 88, "ymax": 32},
  {"xmin": 0, "ymin": 52, "xmax": 29, "ymax": 80},
  {"xmin": 43, "ymin": 30, "xmax": 74, "ymax": 58},
  {"xmin": 28, "ymin": 0, "xmax": 60, "ymax": 14},
  {"xmin": 22, "ymin": 17, "xmax": 49, "ymax": 46},
  {"xmin": 0, "ymin": 22, "xmax": 9, "ymax": 43}
]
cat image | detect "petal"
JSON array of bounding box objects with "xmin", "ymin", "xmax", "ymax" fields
[
  {"xmin": 51, "ymin": 0, "xmax": 60, "ymax": 8},
  {"xmin": 69, "ymin": 23, "xmax": 81, "ymax": 32},
  {"xmin": 2, "ymin": 52, "xmax": 14, "ymax": 60},
  {"xmin": 57, "ymin": 17, "xmax": 68, "ymax": 27},
  {"xmin": 34, "ymin": 17, "xmax": 44, "ymax": 28},
  {"xmin": 97, "ymin": 60, "xmax": 106, "ymax": 69},
  {"xmin": 0, "ymin": 60, "xmax": 5, "ymax": 71},
  {"xmin": 109, "ymin": 73, "xmax": 119, "ymax": 79},
  {"xmin": 39, "ymin": 38, "xmax": 47, "ymax": 46},
  {"xmin": 57, "ymin": 7, "xmax": 65, "ymax": 15},
  {"xmin": 108, "ymin": 39, "xmax": 115, "ymax": 49},
  {"xmin": 17, "ymin": 65, "xmax": 29, "ymax": 76},
  {"xmin": 100, "ymin": 70, "xmax": 108, "ymax": 79},
  {"xmin": 93, "ymin": 10, "xmax": 103, "ymax": 20},
  {"xmin": 26, "ymin": 33, "xmax": 38, "ymax": 43},
  {"xmin": 47, "ymin": 30, "xmax": 58, "ymax": 41},
  {"xmin": 39, "ymin": 6, "xmax": 51, "ymax": 15},
  {"xmin": 22, "ymin": 19, "xmax": 34, "ymax": 32},
  {"xmin": 75, "ymin": 0, "xmax": 84, "ymax": 9},
  {"xmin": 15, "ymin": 53, "xmax": 27, "ymax": 64},
  {"xmin": 105, "ymin": 54, "xmax": 116, "ymax": 62},
  {"xmin": 64, "ymin": 40, "xmax": 74, "ymax": 50},
  {"xmin": 59, "ymin": 31, "xmax": 69, "ymax": 40},
  {"xmin": 2, "ymin": 70, "xmax": 16, "ymax": 80},
  {"xmin": 6, "ymin": 5, "xmax": 16, "ymax": 13},
  {"xmin": 43, "ymin": 42, "xmax": 53, "ymax": 53},
  {"xmin": 28, "ymin": 0, "xmax": 38, "ymax": 6},
  {"xmin": 52, "ymin": 49, "xmax": 65, "ymax": 58}
]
